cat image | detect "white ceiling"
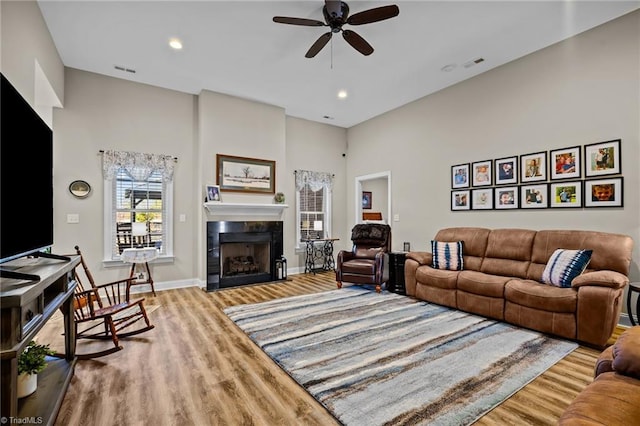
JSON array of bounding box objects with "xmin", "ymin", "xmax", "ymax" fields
[{"xmin": 38, "ymin": 1, "xmax": 639, "ymax": 128}]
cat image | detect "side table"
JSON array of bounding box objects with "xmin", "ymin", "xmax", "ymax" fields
[
  {"xmin": 388, "ymin": 252, "xmax": 407, "ymax": 295},
  {"xmin": 121, "ymin": 247, "xmax": 158, "ymax": 296},
  {"xmin": 627, "ymin": 282, "xmax": 640, "ymax": 326},
  {"xmin": 302, "ymin": 238, "xmax": 339, "ymax": 274}
]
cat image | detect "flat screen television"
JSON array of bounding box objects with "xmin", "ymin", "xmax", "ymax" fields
[{"xmin": 0, "ymin": 73, "xmax": 55, "ymax": 269}]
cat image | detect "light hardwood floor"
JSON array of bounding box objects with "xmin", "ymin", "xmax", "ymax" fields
[{"xmin": 37, "ymin": 271, "xmax": 622, "ymax": 425}]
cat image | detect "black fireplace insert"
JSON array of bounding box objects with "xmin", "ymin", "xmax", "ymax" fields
[{"xmin": 207, "ymin": 221, "xmax": 283, "ymax": 291}]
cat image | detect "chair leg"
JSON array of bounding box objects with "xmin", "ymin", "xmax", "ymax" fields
[{"xmin": 336, "ymin": 281, "xmax": 342, "ymax": 289}]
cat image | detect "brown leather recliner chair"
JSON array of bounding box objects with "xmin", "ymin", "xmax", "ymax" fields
[{"xmin": 336, "ymin": 224, "xmax": 391, "ymax": 293}]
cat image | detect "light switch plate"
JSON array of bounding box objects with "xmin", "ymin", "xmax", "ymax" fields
[
  {"xmin": 67, "ymin": 213, "xmax": 80, "ymax": 224},
  {"xmin": 393, "ymin": 214, "xmax": 400, "ymax": 222}
]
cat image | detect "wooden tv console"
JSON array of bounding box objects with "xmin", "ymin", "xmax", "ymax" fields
[{"xmin": 0, "ymin": 255, "xmax": 80, "ymax": 424}]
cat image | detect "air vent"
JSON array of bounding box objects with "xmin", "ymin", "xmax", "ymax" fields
[
  {"xmin": 463, "ymin": 57, "xmax": 485, "ymax": 69},
  {"xmin": 114, "ymin": 65, "xmax": 136, "ymax": 74}
]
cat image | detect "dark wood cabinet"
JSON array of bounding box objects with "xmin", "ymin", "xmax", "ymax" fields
[
  {"xmin": 1, "ymin": 256, "xmax": 79, "ymax": 425},
  {"xmin": 388, "ymin": 252, "xmax": 407, "ymax": 295}
]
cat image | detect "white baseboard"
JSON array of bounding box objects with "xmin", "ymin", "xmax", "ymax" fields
[{"xmin": 128, "ymin": 278, "xmax": 202, "ymax": 295}]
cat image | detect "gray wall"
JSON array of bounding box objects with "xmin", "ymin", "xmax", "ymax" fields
[
  {"xmin": 3, "ymin": 2, "xmax": 638, "ymax": 306},
  {"xmin": 1, "ymin": 1, "xmax": 64, "ymax": 106},
  {"xmin": 346, "ymin": 11, "xmax": 640, "ymax": 285}
]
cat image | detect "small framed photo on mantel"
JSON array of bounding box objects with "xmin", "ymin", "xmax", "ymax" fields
[{"xmin": 206, "ymin": 185, "xmax": 221, "ymax": 202}]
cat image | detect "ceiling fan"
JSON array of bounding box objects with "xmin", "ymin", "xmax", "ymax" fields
[{"xmin": 273, "ymin": 1, "xmax": 399, "ymax": 58}]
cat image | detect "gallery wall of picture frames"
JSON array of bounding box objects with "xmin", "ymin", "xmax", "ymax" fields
[{"xmin": 450, "ymin": 139, "xmax": 623, "ymax": 211}]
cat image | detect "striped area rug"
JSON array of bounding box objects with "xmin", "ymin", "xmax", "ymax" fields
[{"xmin": 224, "ymin": 286, "xmax": 578, "ymax": 426}]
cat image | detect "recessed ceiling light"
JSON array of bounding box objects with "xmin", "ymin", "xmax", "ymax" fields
[
  {"xmin": 169, "ymin": 38, "xmax": 183, "ymax": 50},
  {"xmin": 337, "ymin": 90, "xmax": 348, "ymax": 99},
  {"xmin": 441, "ymin": 64, "xmax": 457, "ymax": 72}
]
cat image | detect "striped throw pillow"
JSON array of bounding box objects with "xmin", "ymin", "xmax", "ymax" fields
[
  {"xmin": 541, "ymin": 249, "xmax": 592, "ymax": 288},
  {"xmin": 431, "ymin": 240, "xmax": 464, "ymax": 271}
]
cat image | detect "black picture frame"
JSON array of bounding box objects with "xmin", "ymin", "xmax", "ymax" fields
[
  {"xmin": 451, "ymin": 163, "xmax": 470, "ymax": 189},
  {"xmin": 550, "ymin": 181, "xmax": 583, "ymax": 208},
  {"xmin": 584, "ymin": 139, "xmax": 621, "ymax": 178},
  {"xmin": 471, "ymin": 160, "xmax": 492, "ymax": 187},
  {"xmin": 584, "ymin": 177, "xmax": 623, "ymax": 207},
  {"xmin": 550, "ymin": 146, "xmax": 581, "ymax": 180},
  {"xmin": 520, "ymin": 151, "xmax": 547, "ymax": 183},
  {"xmin": 520, "ymin": 184, "xmax": 548, "ymax": 209},
  {"xmin": 494, "ymin": 156, "xmax": 518, "ymax": 185},
  {"xmin": 362, "ymin": 191, "xmax": 372, "ymax": 209}
]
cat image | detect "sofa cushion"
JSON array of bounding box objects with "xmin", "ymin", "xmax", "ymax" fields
[
  {"xmin": 431, "ymin": 240, "xmax": 463, "ymax": 271},
  {"xmin": 612, "ymin": 326, "xmax": 640, "ymax": 380},
  {"xmin": 541, "ymin": 249, "xmax": 592, "ymax": 288},
  {"xmin": 433, "ymin": 227, "xmax": 489, "ymax": 271},
  {"xmin": 415, "ymin": 266, "xmax": 458, "ymax": 290},
  {"xmin": 480, "ymin": 229, "xmax": 535, "ymax": 278},
  {"xmin": 530, "ymin": 230, "xmax": 633, "ymax": 278},
  {"xmin": 505, "ymin": 279, "xmax": 577, "ymax": 313},
  {"xmin": 457, "ymin": 270, "xmax": 510, "ymax": 298},
  {"xmin": 340, "ymin": 259, "xmax": 376, "ymax": 275}
]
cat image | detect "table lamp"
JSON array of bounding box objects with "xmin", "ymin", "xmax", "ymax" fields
[
  {"xmin": 131, "ymin": 222, "xmax": 146, "ymax": 248},
  {"xmin": 313, "ymin": 220, "xmax": 323, "ymax": 238}
]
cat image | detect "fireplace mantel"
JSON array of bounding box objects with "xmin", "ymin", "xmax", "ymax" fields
[{"xmin": 203, "ymin": 202, "xmax": 288, "ymax": 217}]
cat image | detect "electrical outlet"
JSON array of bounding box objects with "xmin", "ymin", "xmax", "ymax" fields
[
  {"xmin": 393, "ymin": 214, "xmax": 400, "ymax": 222},
  {"xmin": 179, "ymin": 214, "xmax": 186, "ymax": 222},
  {"xmin": 67, "ymin": 213, "xmax": 80, "ymax": 224}
]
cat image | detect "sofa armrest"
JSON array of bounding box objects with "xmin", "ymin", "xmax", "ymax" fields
[
  {"xmin": 572, "ymin": 270, "xmax": 629, "ymax": 290},
  {"xmin": 595, "ymin": 346, "xmax": 614, "ymax": 377},
  {"xmin": 406, "ymin": 251, "xmax": 432, "ymax": 266},
  {"xmin": 612, "ymin": 326, "xmax": 640, "ymax": 380}
]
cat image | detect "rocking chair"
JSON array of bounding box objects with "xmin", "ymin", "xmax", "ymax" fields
[{"xmin": 72, "ymin": 245, "xmax": 155, "ymax": 359}]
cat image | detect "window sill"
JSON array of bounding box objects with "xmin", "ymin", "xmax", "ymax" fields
[{"xmin": 102, "ymin": 255, "xmax": 175, "ymax": 268}]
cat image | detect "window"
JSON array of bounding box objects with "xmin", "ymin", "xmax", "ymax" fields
[
  {"xmin": 295, "ymin": 170, "xmax": 333, "ymax": 249},
  {"xmin": 102, "ymin": 150, "xmax": 175, "ymax": 261}
]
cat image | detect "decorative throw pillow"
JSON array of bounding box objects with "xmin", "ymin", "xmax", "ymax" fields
[
  {"xmin": 541, "ymin": 249, "xmax": 593, "ymax": 288},
  {"xmin": 431, "ymin": 240, "xmax": 463, "ymax": 271}
]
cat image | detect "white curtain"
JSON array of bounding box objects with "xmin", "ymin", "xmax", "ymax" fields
[
  {"xmin": 102, "ymin": 150, "xmax": 175, "ymax": 182},
  {"xmin": 295, "ymin": 170, "xmax": 333, "ymax": 191}
]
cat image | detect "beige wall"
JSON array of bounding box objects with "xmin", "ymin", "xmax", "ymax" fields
[
  {"xmin": 346, "ymin": 11, "xmax": 640, "ymax": 283},
  {"xmin": 285, "ymin": 117, "xmax": 348, "ymax": 263},
  {"xmin": 0, "ymin": 1, "xmax": 64, "ymax": 105},
  {"xmin": 52, "ymin": 69, "xmax": 197, "ymax": 284}
]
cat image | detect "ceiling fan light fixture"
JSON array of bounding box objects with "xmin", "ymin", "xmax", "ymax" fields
[{"xmin": 169, "ymin": 38, "xmax": 183, "ymax": 50}]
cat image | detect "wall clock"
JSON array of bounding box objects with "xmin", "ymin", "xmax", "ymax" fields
[{"xmin": 69, "ymin": 180, "xmax": 91, "ymax": 198}]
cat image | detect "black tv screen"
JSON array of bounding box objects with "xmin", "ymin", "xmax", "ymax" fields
[{"xmin": 1, "ymin": 73, "xmax": 54, "ymax": 263}]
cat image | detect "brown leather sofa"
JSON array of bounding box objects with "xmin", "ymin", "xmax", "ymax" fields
[
  {"xmin": 559, "ymin": 326, "xmax": 640, "ymax": 424},
  {"xmin": 405, "ymin": 227, "xmax": 633, "ymax": 347}
]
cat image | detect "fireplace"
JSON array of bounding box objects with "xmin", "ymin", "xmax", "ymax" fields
[{"xmin": 207, "ymin": 221, "xmax": 283, "ymax": 291}]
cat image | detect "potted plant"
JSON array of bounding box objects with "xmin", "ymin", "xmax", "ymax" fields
[
  {"xmin": 17, "ymin": 340, "xmax": 54, "ymax": 398},
  {"xmin": 274, "ymin": 192, "xmax": 285, "ymax": 204}
]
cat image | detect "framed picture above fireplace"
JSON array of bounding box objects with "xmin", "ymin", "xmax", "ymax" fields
[{"xmin": 216, "ymin": 154, "xmax": 276, "ymax": 194}]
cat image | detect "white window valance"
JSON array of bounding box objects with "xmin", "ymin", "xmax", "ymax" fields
[
  {"xmin": 102, "ymin": 150, "xmax": 175, "ymax": 182},
  {"xmin": 295, "ymin": 170, "xmax": 333, "ymax": 192}
]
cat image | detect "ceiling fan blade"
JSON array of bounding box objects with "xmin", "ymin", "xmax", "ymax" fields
[
  {"xmin": 342, "ymin": 30, "xmax": 374, "ymax": 56},
  {"xmin": 273, "ymin": 16, "xmax": 325, "ymax": 27},
  {"xmin": 347, "ymin": 5, "xmax": 399, "ymax": 25},
  {"xmin": 305, "ymin": 32, "xmax": 332, "ymax": 58}
]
